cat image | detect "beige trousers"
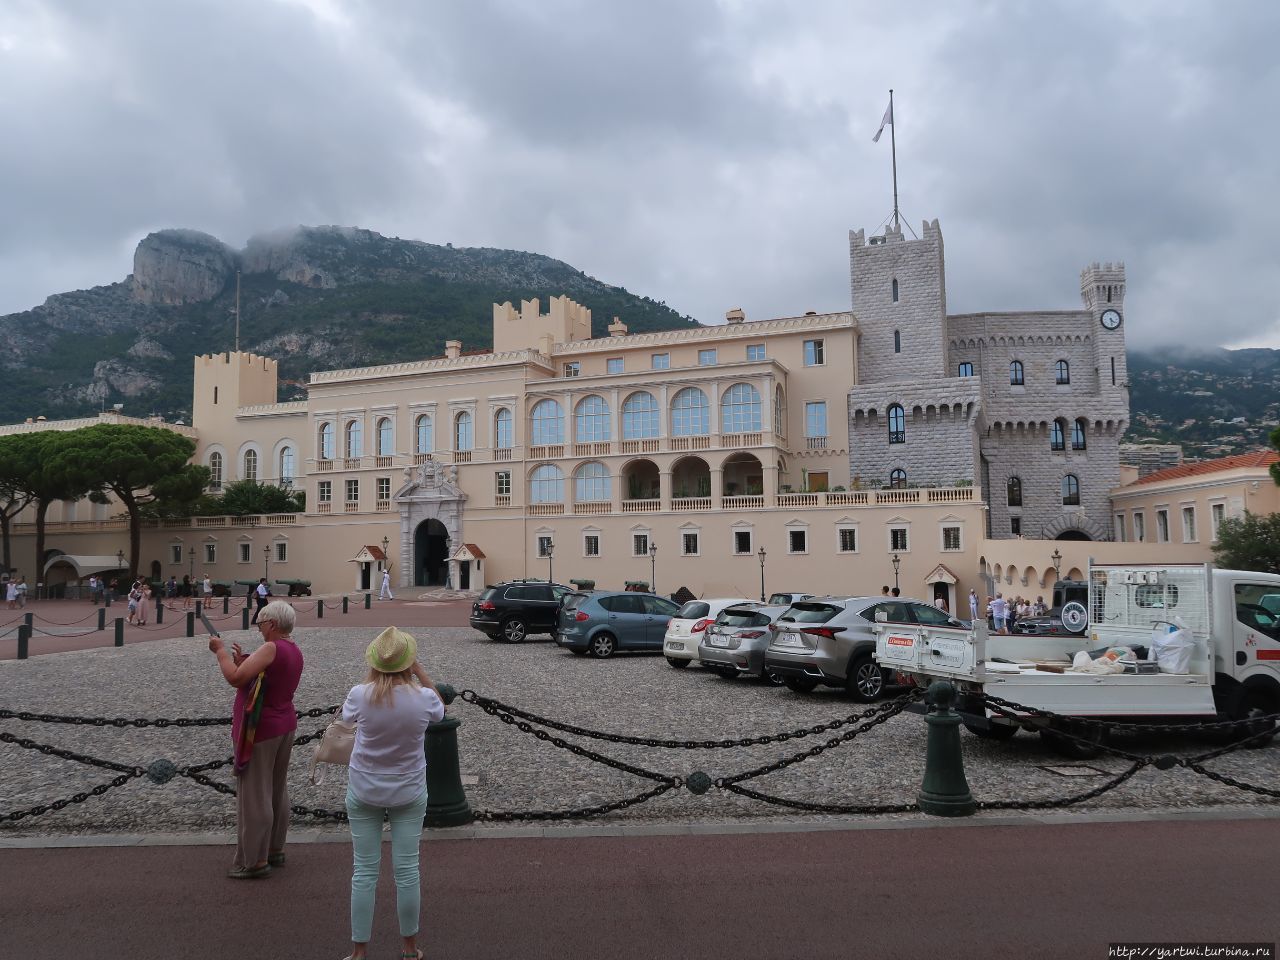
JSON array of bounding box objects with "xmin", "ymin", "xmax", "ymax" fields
[{"xmin": 234, "ymin": 731, "xmax": 294, "ymax": 868}]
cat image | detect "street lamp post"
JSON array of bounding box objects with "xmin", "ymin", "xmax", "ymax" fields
[
  {"xmin": 188, "ymin": 547, "xmax": 195, "ymax": 581},
  {"xmin": 381, "ymin": 536, "xmax": 390, "ymax": 584},
  {"xmin": 264, "ymin": 545, "xmax": 271, "ymax": 581},
  {"xmin": 649, "ymin": 542, "xmax": 658, "ymax": 595},
  {"xmin": 1050, "ymin": 549, "xmax": 1063, "ymax": 582},
  {"xmin": 116, "ymin": 550, "xmax": 125, "ymax": 576},
  {"xmin": 757, "ymin": 546, "xmax": 767, "ymax": 602},
  {"xmin": 545, "ymin": 541, "xmax": 554, "ymax": 584},
  {"xmin": 891, "ymin": 553, "xmax": 901, "ymax": 592}
]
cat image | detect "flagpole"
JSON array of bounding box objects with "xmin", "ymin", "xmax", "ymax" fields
[{"xmin": 889, "ymin": 89, "xmax": 900, "ymax": 233}]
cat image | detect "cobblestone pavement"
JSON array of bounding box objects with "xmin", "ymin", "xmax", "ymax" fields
[{"xmin": 2, "ymin": 623, "xmax": 1277, "ymax": 836}]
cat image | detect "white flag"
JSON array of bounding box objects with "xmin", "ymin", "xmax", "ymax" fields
[{"xmin": 872, "ymin": 98, "xmax": 893, "ymax": 143}]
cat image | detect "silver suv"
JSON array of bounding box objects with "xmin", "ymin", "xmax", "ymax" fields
[{"xmin": 764, "ymin": 596, "xmax": 966, "ymax": 701}]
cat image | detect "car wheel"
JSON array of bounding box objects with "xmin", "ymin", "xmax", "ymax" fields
[
  {"xmin": 782, "ymin": 677, "xmax": 818, "ymax": 694},
  {"xmin": 1039, "ymin": 720, "xmax": 1105, "ymax": 760},
  {"xmin": 589, "ymin": 632, "xmax": 617, "ymax": 658},
  {"xmin": 762, "ymin": 669, "xmax": 785, "ymax": 687},
  {"xmin": 1231, "ymin": 687, "xmax": 1278, "ymax": 748},
  {"xmin": 964, "ymin": 721, "xmax": 1018, "ymax": 740},
  {"xmin": 845, "ymin": 654, "xmax": 884, "ymax": 703},
  {"xmin": 502, "ymin": 618, "xmax": 527, "ymax": 643},
  {"xmin": 665, "ymin": 656, "xmax": 689, "ymax": 669}
]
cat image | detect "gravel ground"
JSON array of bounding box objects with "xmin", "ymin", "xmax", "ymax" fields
[{"xmin": 2, "ymin": 625, "xmax": 1277, "ymax": 837}]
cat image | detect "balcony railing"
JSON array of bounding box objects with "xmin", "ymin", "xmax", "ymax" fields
[
  {"xmin": 451, "ymin": 450, "xmax": 473, "ymax": 463},
  {"xmin": 721, "ymin": 432, "xmax": 763, "ymax": 448},
  {"xmin": 344, "ymin": 502, "xmax": 360, "ymax": 513},
  {"xmin": 529, "ymin": 444, "xmax": 565, "ymax": 459},
  {"xmin": 316, "ymin": 460, "xmax": 333, "ymax": 471},
  {"xmin": 721, "ymin": 495, "xmax": 764, "ymax": 510},
  {"xmin": 573, "ymin": 442, "xmax": 612, "ymax": 457},
  {"xmin": 620, "ymin": 439, "xmax": 660, "ymax": 454},
  {"xmin": 263, "ymin": 514, "xmax": 298, "ymax": 525},
  {"xmin": 317, "ymin": 503, "xmax": 332, "ymax": 514},
  {"xmin": 413, "ymin": 453, "xmax": 432, "ymax": 465},
  {"xmin": 529, "ymin": 503, "xmax": 564, "ymax": 516},
  {"xmin": 573, "ymin": 502, "xmax": 611, "ymax": 516},
  {"xmin": 776, "ymin": 493, "xmax": 820, "ymax": 507},
  {"xmin": 495, "ymin": 494, "xmax": 511, "ymax": 507},
  {"xmin": 343, "ymin": 458, "xmax": 361, "ymax": 470},
  {"xmin": 669, "ymin": 436, "xmax": 711, "ymax": 452},
  {"xmin": 375, "ymin": 500, "xmax": 391, "ymax": 512},
  {"xmin": 875, "ymin": 489, "xmax": 919, "ymax": 504},
  {"xmin": 621, "ymin": 499, "xmax": 660, "ymax": 513},
  {"xmin": 672, "ymin": 497, "xmax": 711, "ymax": 511},
  {"xmin": 494, "ymin": 447, "xmax": 512, "ymax": 460},
  {"xmin": 375, "ymin": 456, "xmax": 394, "ymax": 468},
  {"xmin": 805, "ymin": 436, "xmax": 827, "ymax": 450},
  {"xmin": 824, "ymin": 491, "xmax": 870, "ymax": 506},
  {"xmin": 927, "ymin": 487, "xmax": 975, "ymax": 502}
]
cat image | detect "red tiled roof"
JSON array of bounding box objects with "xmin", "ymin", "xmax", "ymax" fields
[{"xmin": 1132, "ymin": 449, "xmax": 1279, "ymax": 486}]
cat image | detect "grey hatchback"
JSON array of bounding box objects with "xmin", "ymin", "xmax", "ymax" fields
[
  {"xmin": 697, "ymin": 603, "xmax": 790, "ymax": 683},
  {"xmin": 556, "ymin": 591, "xmax": 682, "ymax": 658}
]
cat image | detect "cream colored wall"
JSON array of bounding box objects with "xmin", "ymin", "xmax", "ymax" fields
[{"xmin": 978, "ymin": 536, "xmax": 1216, "ymax": 595}]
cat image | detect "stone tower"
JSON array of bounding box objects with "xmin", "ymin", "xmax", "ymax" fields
[{"xmin": 1079, "ymin": 262, "xmax": 1128, "ymax": 395}]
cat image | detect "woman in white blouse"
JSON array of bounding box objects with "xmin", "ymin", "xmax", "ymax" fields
[{"xmin": 341, "ymin": 627, "xmax": 445, "ymax": 960}]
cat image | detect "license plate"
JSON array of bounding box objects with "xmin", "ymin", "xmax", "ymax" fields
[
  {"xmin": 667, "ymin": 641, "xmax": 685, "ymax": 651},
  {"xmin": 773, "ymin": 634, "xmax": 803, "ymax": 648},
  {"xmin": 709, "ymin": 635, "xmax": 730, "ymax": 647}
]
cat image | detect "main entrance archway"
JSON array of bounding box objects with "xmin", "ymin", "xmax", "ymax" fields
[{"xmin": 415, "ymin": 519, "xmax": 450, "ymax": 587}]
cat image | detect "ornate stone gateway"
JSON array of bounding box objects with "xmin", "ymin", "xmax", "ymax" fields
[{"xmin": 393, "ymin": 457, "xmax": 467, "ymax": 589}]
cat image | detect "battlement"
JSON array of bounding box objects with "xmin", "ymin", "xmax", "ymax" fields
[
  {"xmin": 493, "ymin": 295, "xmax": 592, "ymax": 353},
  {"xmin": 849, "ymin": 219, "xmax": 942, "ymax": 248},
  {"xmin": 195, "ymin": 351, "xmax": 278, "ymax": 374},
  {"xmin": 1080, "ymin": 261, "xmax": 1126, "ymax": 309},
  {"xmin": 192, "ymin": 351, "xmax": 279, "ymax": 428}
]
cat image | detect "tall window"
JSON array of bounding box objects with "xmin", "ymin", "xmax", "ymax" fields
[
  {"xmin": 1010, "ymin": 360, "xmax": 1025, "ymax": 386},
  {"xmin": 621, "ymin": 391, "xmax": 659, "ymax": 439},
  {"xmin": 804, "ymin": 401, "xmax": 827, "ymax": 438},
  {"xmin": 243, "ymin": 449, "xmax": 258, "ymax": 481},
  {"xmin": 575, "ymin": 395, "xmax": 611, "ymax": 442},
  {"xmin": 208, "ymin": 451, "xmax": 223, "ymax": 488},
  {"xmin": 1007, "ymin": 476, "xmax": 1022, "ymax": 507},
  {"xmin": 887, "ymin": 404, "xmax": 905, "ymax": 443},
  {"xmin": 345, "ymin": 478, "xmax": 359, "ymax": 502},
  {"xmin": 891, "ymin": 278, "xmax": 899, "ymax": 302},
  {"xmin": 1182, "ymin": 506, "xmax": 1197, "ymax": 542},
  {"xmin": 530, "ymin": 464, "xmax": 564, "ymax": 503},
  {"xmin": 454, "ymin": 411, "xmax": 473, "ymax": 451},
  {"xmin": 958, "ymin": 362, "xmax": 974, "ymax": 377},
  {"xmin": 1072, "ymin": 419, "xmax": 1087, "ymax": 451},
  {"xmin": 1050, "ymin": 420, "xmax": 1066, "ymax": 451},
  {"xmin": 1055, "ymin": 359, "xmax": 1070, "ymax": 385},
  {"xmin": 317, "ymin": 480, "xmax": 332, "ymax": 503},
  {"xmin": 720, "ymin": 383, "xmax": 762, "ymax": 433},
  {"xmin": 537, "ymin": 536, "xmax": 553, "ymax": 558},
  {"xmin": 377, "ymin": 417, "xmax": 393, "ymax": 456},
  {"xmin": 415, "ymin": 414, "xmax": 433, "ymax": 454},
  {"xmin": 803, "ymin": 339, "xmax": 824, "ymax": 366},
  {"xmin": 495, "ymin": 471, "xmax": 511, "ymax": 497},
  {"xmin": 889, "ymin": 468, "xmax": 907, "ymax": 489},
  {"xmin": 890, "ymin": 527, "xmax": 909, "ymax": 551},
  {"xmin": 345, "ymin": 420, "xmax": 362, "ymax": 458},
  {"xmin": 1156, "ymin": 509, "xmax": 1170, "ymax": 543},
  {"xmin": 632, "ymin": 533, "xmax": 650, "ymax": 556},
  {"xmin": 318, "ymin": 422, "xmax": 334, "ymax": 460},
  {"xmin": 774, "ymin": 386, "xmax": 785, "ymax": 436},
  {"xmin": 530, "ymin": 399, "xmax": 564, "ymax": 445},
  {"xmin": 1211, "ymin": 503, "xmax": 1225, "ymax": 540},
  {"xmin": 376, "ymin": 477, "xmax": 390, "ymax": 500},
  {"xmin": 1062, "ymin": 474, "xmax": 1080, "ymax": 506},
  {"xmin": 670, "ymin": 387, "xmax": 709, "ymax": 436},
  {"xmin": 943, "ymin": 526, "xmax": 961, "ymax": 551},
  {"xmin": 1134, "ymin": 512, "xmax": 1146, "ymax": 542},
  {"xmin": 493, "ymin": 408, "xmax": 513, "ymax": 450},
  {"xmin": 279, "ymin": 447, "xmax": 295, "ymax": 486},
  {"xmin": 574, "ymin": 462, "xmax": 610, "ymax": 502}
]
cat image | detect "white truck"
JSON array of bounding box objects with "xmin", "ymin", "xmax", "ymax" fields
[{"xmin": 874, "ymin": 563, "xmax": 1280, "ymax": 757}]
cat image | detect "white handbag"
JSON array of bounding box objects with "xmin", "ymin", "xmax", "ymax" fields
[{"xmin": 308, "ymin": 719, "xmax": 356, "ymax": 785}]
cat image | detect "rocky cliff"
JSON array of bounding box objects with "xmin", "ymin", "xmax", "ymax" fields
[{"xmin": 130, "ymin": 230, "xmax": 237, "ymax": 305}]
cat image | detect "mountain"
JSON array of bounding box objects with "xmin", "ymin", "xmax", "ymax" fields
[{"xmin": 0, "ymin": 226, "xmax": 698, "ymax": 423}]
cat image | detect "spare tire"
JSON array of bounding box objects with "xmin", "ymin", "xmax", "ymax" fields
[{"xmin": 1060, "ymin": 601, "xmax": 1089, "ymax": 634}]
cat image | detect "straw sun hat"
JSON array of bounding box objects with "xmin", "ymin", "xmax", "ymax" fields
[{"xmin": 366, "ymin": 626, "xmax": 417, "ymax": 674}]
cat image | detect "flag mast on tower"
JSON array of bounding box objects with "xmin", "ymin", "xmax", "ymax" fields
[{"xmin": 872, "ymin": 90, "xmax": 899, "ymax": 233}]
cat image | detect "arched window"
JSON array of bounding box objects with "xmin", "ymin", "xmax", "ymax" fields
[
  {"xmin": 1010, "ymin": 360, "xmax": 1024, "ymax": 386},
  {"xmin": 575, "ymin": 396, "xmax": 611, "ymax": 443},
  {"xmin": 530, "ymin": 399, "xmax": 564, "ymax": 445},
  {"xmin": 774, "ymin": 386, "xmax": 785, "ymax": 436},
  {"xmin": 621, "ymin": 392, "xmax": 659, "ymax": 439},
  {"xmin": 574, "ymin": 462, "xmax": 610, "ymax": 502},
  {"xmin": 720, "ymin": 383, "xmax": 762, "ymax": 433},
  {"xmin": 893, "ymin": 330, "xmax": 901, "ymax": 354},
  {"xmin": 415, "ymin": 414, "xmax": 433, "ymax": 454},
  {"xmin": 318, "ymin": 422, "xmax": 334, "ymax": 460},
  {"xmin": 454, "ymin": 411, "xmax": 473, "ymax": 451},
  {"xmin": 887, "ymin": 404, "xmax": 906, "ymax": 443},
  {"xmin": 1055, "ymin": 359, "xmax": 1070, "ymax": 385},
  {"xmin": 376, "ymin": 418, "xmax": 393, "ymax": 457},
  {"xmin": 1062, "ymin": 474, "xmax": 1080, "ymax": 506},
  {"xmin": 891, "ymin": 278, "xmax": 899, "ymax": 303},
  {"xmin": 1071, "ymin": 419, "xmax": 1087, "ymax": 451},
  {"xmin": 1050, "ymin": 419, "xmax": 1066, "ymax": 451},
  {"xmin": 493, "ymin": 408, "xmax": 513, "ymax": 449},
  {"xmin": 530, "ymin": 464, "xmax": 564, "ymax": 503},
  {"xmin": 208, "ymin": 451, "xmax": 223, "ymax": 488},
  {"xmin": 670, "ymin": 387, "xmax": 709, "ymax": 436},
  {"xmin": 889, "ymin": 468, "xmax": 907, "ymax": 489},
  {"xmin": 1007, "ymin": 476, "xmax": 1022, "ymax": 507},
  {"xmin": 243, "ymin": 449, "xmax": 258, "ymax": 482},
  {"xmin": 345, "ymin": 420, "xmax": 362, "ymax": 459},
  {"xmin": 958, "ymin": 362, "xmax": 974, "ymax": 378},
  {"xmin": 279, "ymin": 447, "xmax": 295, "ymax": 486}
]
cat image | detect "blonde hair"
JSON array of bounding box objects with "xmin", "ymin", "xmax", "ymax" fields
[{"xmin": 365, "ymin": 666, "xmax": 418, "ymax": 706}]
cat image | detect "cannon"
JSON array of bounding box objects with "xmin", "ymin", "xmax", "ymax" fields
[{"xmin": 274, "ymin": 579, "xmax": 313, "ymax": 597}]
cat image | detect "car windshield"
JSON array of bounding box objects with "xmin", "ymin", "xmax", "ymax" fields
[
  {"xmin": 679, "ymin": 601, "xmax": 710, "ymax": 619},
  {"xmin": 561, "ymin": 594, "xmax": 588, "ymax": 612},
  {"xmin": 719, "ymin": 608, "xmax": 770, "ymax": 627},
  {"xmin": 779, "ymin": 602, "xmax": 841, "ymax": 624}
]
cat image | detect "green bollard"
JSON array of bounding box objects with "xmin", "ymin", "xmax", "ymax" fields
[
  {"xmin": 195, "ymin": 600, "xmax": 202, "ymax": 618},
  {"xmin": 917, "ymin": 680, "xmax": 977, "ymax": 817},
  {"xmin": 186, "ymin": 611, "xmax": 195, "ymax": 638},
  {"xmin": 222, "ymin": 596, "xmax": 229, "ymax": 614},
  {"xmin": 424, "ymin": 684, "xmax": 473, "ymax": 828},
  {"xmin": 24, "ymin": 612, "xmax": 33, "ymax": 629},
  {"xmin": 114, "ymin": 617, "xmax": 124, "ymax": 648},
  {"xmin": 241, "ymin": 606, "xmax": 250, "ymax": 630},
  {"xmin": 156, "ymin": 597, "xmax": 163, "ymax": 625},
  {"xmin": 317, "ymin": 599, "xmax": 324, "ymax": 619},
  {"xmin": 97, "ymin": 607, "xmax": 106, "ymax": 631},
  {"xmin": 342, "ymin": 596, "xmax": 349, "ymax": 614},
  {"xmin": 364, "ymin": 592, "xmax": 371, "ymax": 610},
  {"xmin": 17, "ymin": 624, "xmax": 30, "ymax": 659}
]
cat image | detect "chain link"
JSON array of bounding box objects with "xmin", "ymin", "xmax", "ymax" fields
[
  {"xmin": 981, "ymin": 692, "xmax": 1279, "ymax": 736},
  {"xmin": 0, "ymin": 730, "xmax": 145, "ymax": 775},
  {"xmin": 0, "ymin": 773, "xmax": 142, "ymax": 823},
  {"xmin": 0, "ymin": 704, "xmax": 339, "ymax": 727},
  {"xmin": 978, "ymin": 761, "xmax": 1150, "ymax": 811}
]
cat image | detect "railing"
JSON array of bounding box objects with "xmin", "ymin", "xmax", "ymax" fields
[
  {"xmin": 720, "ymin": 432, "xmax": 763, "ymax": 448},
  {"xmin": 495, "ymin": 495, "xmax": 511, "ymax": 507},
  {"xmin": 573, "ymin": 502, "xmax": 611, "ymax": 516},
  {"xmin": 264, "ymin": 514, "xmax": 298, "ymax": 525},
  {"xmin": 621, "ymin": 499, "xmax": 660, "ymax": 513},
  {"xmin": 669, "ymin": 436, "xmax": 711, "ymax": 451},
  {"xmin": 671, "ymin": 497, "xmax": 711, "ymax": 511},
  {"xmin": 375, "ymin": 456, "xmax": 394, "ymax": 468},
  {"xmin": 573, "ymin": 442, "xmax": 612, "ymax": 457},
  {"xmin": 528, "ymin": 503, "xmax": 564, "ymax": 516},
  {"xmin": 620, "ymin": 439, "xmax": 660, "ymax": 454},
  {"xmin": 529, "ymin": 445, "xmax": 565, "ymax": 459},
  {"xmin": 13, "ymin": 519, "xmax": 129, "ymax": 534},
  {"xmin": 195, "ymin": 516, "xmax": 227, "ymax": 527},
  {"xmin": 375, "ymin": 500, "xmax": 391, "ymax": 512},
  {"xmin": 344, "ymin": 502, "xmax": 360, "ymax": 513},
  {"xmin": 875, "ymin": 489, "xmax": 920, "ymax": 504},
  {"xmin": 494, "ymin": 447, "xmax": 512, "ymax": 461},
  {"xmin": 452, "ymin": 450, "xmax": 473, "ymax": 463},
  {"xmin": 721, "ymin": 496, "xmax": 764, "ymax": 510},
  {"xmin": 316, "ymin": 460, "xmax": 333, "ymax": 472},
  {"xmin": 413, "ymin": 453, "xmax": 432, "ymax": 465},
  {"xmin": 926, "ymin": 487, "xmax": 975, "ymax": 502},
  {"xmin": 317, "ymin": 503, "xmax": 332, "ymax": 514},
  {"xmin": 343, "ymin": 458, "xmax": 361, "ymax": 470},
  {"xmin": 805, "ymin": 436, "xmax": 828, "ymax": 450},
  {"xmin": 825, "ymin": 491, "xmax": 870, "ymax": 506},
  {"xmin": 776, "ymin": 493, "xmax": 820, "ymax": 507}
]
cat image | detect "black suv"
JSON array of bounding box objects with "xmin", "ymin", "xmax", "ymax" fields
[{"xmin": 470, "ymin": 580, "xmax": 573, "ymax": 642}]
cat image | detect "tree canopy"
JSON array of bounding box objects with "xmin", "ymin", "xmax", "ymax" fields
[{"xmin": 1212, "ymin": 511, "xmax": 1280, "ymax": 575}]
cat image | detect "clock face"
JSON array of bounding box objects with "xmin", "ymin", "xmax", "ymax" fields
[{"xmin": 1100, "ymin": 309, "xmax": 1122, "ymax": 330}]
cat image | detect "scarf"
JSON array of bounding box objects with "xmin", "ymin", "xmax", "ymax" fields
[{"xmin": 233, "ymin": 671, "xmax": 267, "ymax": 776}]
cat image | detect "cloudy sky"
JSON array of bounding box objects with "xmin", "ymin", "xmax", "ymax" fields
[{"xmin": 2, "ymin": 0, "xmax": 1278, "ymax": 350}]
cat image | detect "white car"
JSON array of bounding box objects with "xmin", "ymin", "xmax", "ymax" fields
[{"xmin": 663, "ymin": 597, "xmax": 751, "ymax": 668}]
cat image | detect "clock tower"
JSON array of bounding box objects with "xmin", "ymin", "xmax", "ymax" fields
[{"xmin": 1080, "ymin": 261, "xmax": 1128, "ymax": 396}]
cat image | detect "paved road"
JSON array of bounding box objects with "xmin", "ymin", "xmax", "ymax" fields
[
  {"xmin": 3, "ymin": 818, "xmax": 1275, "ymax": 959},
  {"xmin": 0, "ymin": 597, "xmax": 474, "ymax": 658}
]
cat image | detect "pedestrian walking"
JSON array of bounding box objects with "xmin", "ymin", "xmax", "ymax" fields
[
  {"xmin": 5, "ymin": 579, "xmax": 16, "ymax": 610},
  {"xmin": 88, "ymin": 575, "xmax": 99, "ymax": 603},
  {"xmin": 208, "ymin": 600, "xmax": 304, "ymax": 879},
  {"xmin": 340, "ymin": 626, "xmax": 444, "ymax": 960},
  {"xmin": 202, "ymin": 574, "xmax": 213, "ymax": 606},
  {"xmin": 16, "ymin": 577, "xmax": 27, "ymax": 608},
  {"xmin": 379, "ymin": 569, "xmax": 394, "ymax": 601},
  {"xmin": 136, "ymin": 584, "xmax": 151, "ymax": 626},
  {"xmin": 182, "ymin": 575, "xmax": 193, "ymax": 610},
  {"xmin": 126, "ymin": 581, "xmax": 142, "ymax": 624},
  {"xmin": 250, "ymin": 578, "xmax": 272, "ymax": 624},
  {"xmin": 968, "ymin": 588, "xmax": 979, "ymax": 622}
]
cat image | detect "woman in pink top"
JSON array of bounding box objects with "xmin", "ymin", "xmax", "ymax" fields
[{"xmin": 208, "ymin": 599, "xmax": 305, "ymax": 879}]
